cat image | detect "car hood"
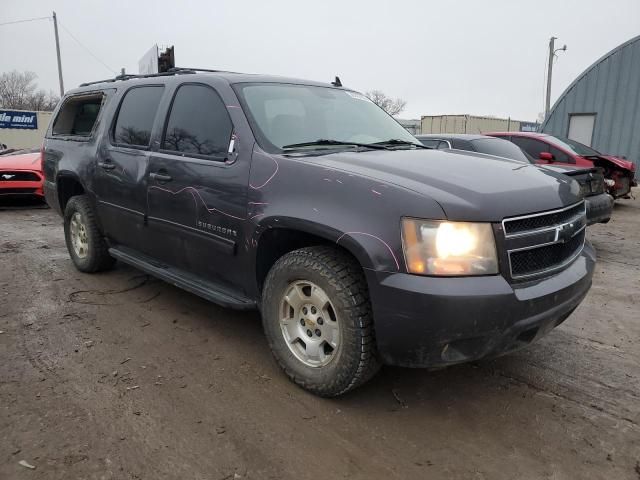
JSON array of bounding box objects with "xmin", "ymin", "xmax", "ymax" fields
[
  {"xmin": 592, "ymin": 154, "xmax": 636, "ymax": 172},
  {"xmin": 300, "ymin": 148, "xmax": 582, "ymax": 222},
  {"xmin": 0, "ymin": 152, "xmax": 41, "ymax": 171}
]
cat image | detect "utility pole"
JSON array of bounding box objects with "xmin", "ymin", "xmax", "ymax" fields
[
  {"xmin": 545, "ymin": 36, "xmax": 567, "ymax": 119},
  {"xmin": 52, "ymin": 11, "xmax": 64, "ymax": 97}
]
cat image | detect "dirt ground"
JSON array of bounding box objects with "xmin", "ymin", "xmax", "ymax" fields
[{"xmin": 1, "ymin": 193, "xmax": 639, "ymax": 480}]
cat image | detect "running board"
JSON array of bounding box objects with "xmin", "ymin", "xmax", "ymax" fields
[{"xmin": 108, "ymin": 246, "xmax": 256, "ymax": 310}]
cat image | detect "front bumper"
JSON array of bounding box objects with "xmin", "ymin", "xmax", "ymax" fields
[
  {"xmin": 585, "ymin": 193, "xmax": 613, "ymax": 225},
  {"xmin": 365, "ymin": 242, "xmax": 595, "ymax": 368},
  {"xmin": 609, "ymin": 174, "xmax": 632, "ymax": 198},
  {"xmin": 0, "ymin": 175, "xmax": 44, "ymax": 198}
]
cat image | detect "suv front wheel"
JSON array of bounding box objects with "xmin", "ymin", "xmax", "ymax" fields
[
  {"xmin": 261, "ymin": 246, "xmax": 380, "ymax": 396},
  {"xmin": 63, "ymin": 195, "xmax": 115, "ymax": 273}
]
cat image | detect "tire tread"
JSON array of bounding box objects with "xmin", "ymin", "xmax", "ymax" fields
[
  {"xmin": 64, "ymin": 195, "xmax": 115, "ymax": 273},
  {"xmin": 261, "ymin": 246, "xmax": 380, "ymax": 396}
]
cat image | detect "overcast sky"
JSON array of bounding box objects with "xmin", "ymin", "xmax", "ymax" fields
[{"xmin": 2, "ymin": 0, "xmax": 639, "ymax": 120}]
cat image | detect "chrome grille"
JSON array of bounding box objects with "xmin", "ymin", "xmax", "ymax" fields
[
  {"xmin": 502, "ymin": 201, "xmax": 586, "ymax": 280},
  {"xmin": 503, "ymin": 202, "xmax": 584, "ymax": 236},
  {"xmin": 0, "ymin": 171, "xmax": 40, "ymax": 182},
  {"xmin": 510, "ymin": 229, "xmax": 585, "ymax": 277}
]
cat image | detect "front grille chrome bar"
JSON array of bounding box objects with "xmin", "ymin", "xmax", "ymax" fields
[{"xmin": 502, "ymin": 201, "xmax": 587, "ymax": 280}]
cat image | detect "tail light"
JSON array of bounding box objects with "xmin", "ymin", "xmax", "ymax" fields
[{"xmin": 40, "ymin": 144, "xmax": 45, "ymax": 175}]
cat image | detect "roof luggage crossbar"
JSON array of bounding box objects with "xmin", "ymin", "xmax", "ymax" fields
[{"xmin": 79, "ymin": 67, "xmax": 238, "ymax": 87}]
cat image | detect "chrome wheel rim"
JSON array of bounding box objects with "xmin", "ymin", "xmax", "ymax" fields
[
  {"xmin": 70, "ymin": 212, "xmax": 89, "ymax": 259},
  {"xmin": 279, "ymin": 280, "xmax": 340, "ymax": 367}
]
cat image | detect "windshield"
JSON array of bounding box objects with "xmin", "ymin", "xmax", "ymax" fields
[
  {"xmin": 471, "ymin": 138, "xmax": 533, "ymax": 163},
  {"xmin": 235, "ymin": 83, "xmax": 420, "ymax": 152},
  {"xmin": 546, "ymin": 135, "xmax": 601, "ymax": 156}
]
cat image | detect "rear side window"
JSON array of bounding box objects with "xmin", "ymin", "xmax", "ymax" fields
[
  {"xmin": 162, "ymin": 84, "xmax": 233, "ymax": 159},
  {"xmin": 52, "ymin": 93, "xmax": 104, "ymax": 137},
  {"xmin": 471, "ymin": 138, "xmax": 532, "ymax": 163},
  {"xmin": 419, "ymin": 139, "xmax": 440, "ymax": 148},
  {"xmin": 451, "ymin": 139, "xmax": 472, "ymax": 150},
  {"xmin": 113, "ymin": 86, "xmax": 164, "ymax": 147}
]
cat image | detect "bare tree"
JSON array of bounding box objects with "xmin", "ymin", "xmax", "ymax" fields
[
  {"xmin": 24, "ymin": 89, "xmax": 59, "ymax": 111},
  {"xmin": 0, "ymin": 70, "xmax": 60, "ymax": 111},
  {"xmin": 364, "ymin": 90, "xmax": 407, "ymax": 116}
]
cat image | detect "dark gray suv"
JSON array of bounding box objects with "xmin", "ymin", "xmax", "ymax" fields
[{"xmin": 43, "ymin": 69, "xmax": 595, "ymax": 396}]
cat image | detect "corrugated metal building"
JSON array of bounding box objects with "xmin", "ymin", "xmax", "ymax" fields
[
  {"xmin": 541, "ymin": 35, "xmax": 640, "ymax": 178},
  {"xmin": 421, "ymin": 115, "xmax": 536, "ymax": 135}
]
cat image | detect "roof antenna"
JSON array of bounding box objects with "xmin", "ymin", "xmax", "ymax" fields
[{"xmin": 331, "ymin": 76, "xmax": 342, "ymax": 87}]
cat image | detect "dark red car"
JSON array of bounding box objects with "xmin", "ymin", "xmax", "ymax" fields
[
  {"xmin": 487, "ymin": 132, "xmax": 637, "ymax": 198},
  {"xmin": 0, "ymin": 148, "xmax": 44, "ymax": 199}
]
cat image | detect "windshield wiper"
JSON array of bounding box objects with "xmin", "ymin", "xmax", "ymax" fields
[
  {"xmin": 282, "ymin": 139, "xmax": 390, "ymax": 150},
  {"xmin": 371, "ymin": 139, "xmax": 428, "ymax": 149}
]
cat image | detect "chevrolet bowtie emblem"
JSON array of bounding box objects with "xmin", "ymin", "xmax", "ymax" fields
[{"xmin": 555, "ymin": 223, "xmax": 575, "ymax": 244}]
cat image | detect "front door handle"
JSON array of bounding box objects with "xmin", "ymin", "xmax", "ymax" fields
[
  {"xmin": 150, "ymin": 172, "xmax": 173, "ymax": 183},
  {"xmin": 98, "ymin": 160, "xmax": 115, "ymax": 170}
]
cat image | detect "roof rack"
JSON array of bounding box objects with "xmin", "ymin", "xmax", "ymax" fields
[
  {"xmin": 79, "ymin": 67, "xmax": 238, "ymax": 87},
  {"xmin": 168, "ymin": 67, "xmax": 238, "ymax": 74}
]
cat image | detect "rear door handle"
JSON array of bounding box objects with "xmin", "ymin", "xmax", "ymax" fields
[
  {"xmin": 149, "ymin": 172, "xmax": 173, "ymax": 183},
  {"xmin": 98, "ymin": 160, "xmax": 115, "ymax": 170}
]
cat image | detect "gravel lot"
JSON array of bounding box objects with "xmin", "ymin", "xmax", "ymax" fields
[{"xmin": 1, "ymin": 192, "xmax": 639, "ymax": 480}]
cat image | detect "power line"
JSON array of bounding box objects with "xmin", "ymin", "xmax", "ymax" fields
[
  {"xmin": 58, "ymin": 21, "xmax": 117, "ymax": 74},
  {"xmin": 0, "ymin": 16, "xmax": 51, "ymax": 27}
]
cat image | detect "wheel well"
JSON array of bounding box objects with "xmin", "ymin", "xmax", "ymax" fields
[
  {"xmin": 57, "ymin": 176, "xmax": 85, "ymax": 211},
  {"xmin": 255, "ymin": 228, "xmax": 359, "ymax": 292}
]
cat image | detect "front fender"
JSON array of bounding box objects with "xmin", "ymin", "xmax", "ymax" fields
[
  {"xmin": 247, "ymin": 150, "xmax": 447, "ymax": 273},
  {"xmin": 253, "ymin": 216, "xmax": 379, "ymax": 271}
]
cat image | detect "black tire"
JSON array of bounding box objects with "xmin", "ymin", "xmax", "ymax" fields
[
  {"xmin": 261, "ymin": 246, "xmax": 380, "ymax": 396},
  {"xmin": 63, "ymin": 195, "xmax": 115, "ymax": 273}
]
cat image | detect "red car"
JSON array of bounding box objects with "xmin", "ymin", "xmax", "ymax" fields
[
  {"xmin": 0, "ymin": 148, "xmax": 44, "ymax": 199},
  {"xmin": 487, "ymin": 132, "xmax": 637, "ymax": 198}
]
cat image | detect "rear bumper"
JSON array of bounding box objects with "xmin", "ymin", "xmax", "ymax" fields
[
  {"xmin": 365, "ymin": 242, "xmax": 595, "ymax": 368},
  {"xmin": 585, "ymin": 193, "xmax": 613, "ymax": 225}
]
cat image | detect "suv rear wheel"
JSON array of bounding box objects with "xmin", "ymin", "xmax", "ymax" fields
[
  {"xmin": 261, "ymin": 246, "xmax": 380, "ymax": 396},
  {"xmin": 63, "ymin": 195, "xmax": 115, "ymax": 273}
]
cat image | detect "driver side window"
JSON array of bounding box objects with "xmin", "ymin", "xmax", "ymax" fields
[
  {"xmin": 511, "ymin": 137, "xmax": 548, "ymax": 159},
  {"xmin": 549, "ymin": 146, "xmax": 573, "ymax": 164}
]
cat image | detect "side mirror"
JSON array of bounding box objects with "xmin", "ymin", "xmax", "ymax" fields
[{"xmin": 539, "ymin": 151, "xmax": 554, "ymax": 162}]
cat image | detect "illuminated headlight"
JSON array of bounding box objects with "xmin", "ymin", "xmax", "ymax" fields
[{"xmin": 401, "ymin": 219, "xmax": 498, "ymax": 276}]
